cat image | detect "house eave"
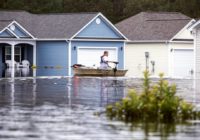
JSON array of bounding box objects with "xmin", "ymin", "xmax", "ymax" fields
[
  {"xmin": 71, "ymin": 38, "xmax": 127, "ymax": 42},
  {"xmin": 127, "ymin": 40, "xmax": 168, "ymax": 44},
  {"xmin": 0, "ymin": 38, "xmax": 37, "ymax": 41}
]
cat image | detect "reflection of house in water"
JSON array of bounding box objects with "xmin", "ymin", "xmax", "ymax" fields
[
  {"xmin": 100, "ymin": 78, "xmax": 125, "ymax": 107},
  {"xmin": 71, "ymin": 77, "xmax": 125, "ymax": 107},
  {"xmin": 3, "ymin": 68, "xmax": 31, "ymax": 77},
  {"xmin": 0, "ymin": 78, "xmax": 36, "ymax": 106}
]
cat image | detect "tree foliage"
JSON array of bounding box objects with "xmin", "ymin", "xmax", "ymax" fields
[{"xmin": 0, "ymin": 0, "xmax": 199, "ymax": 23}]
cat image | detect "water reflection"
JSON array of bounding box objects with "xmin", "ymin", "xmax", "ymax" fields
[
  {"xmin": 0, "ymin": 77, "xmax": 200, "ymax": 140},
  {"xmin": 0, "ymin": 67, "xmax": 67, "ymax": 78},
  {"xmin": 3, "ymin": 68, "xmax": 31, "ymax": 77}
]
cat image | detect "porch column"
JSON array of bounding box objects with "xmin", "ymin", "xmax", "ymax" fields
[
  {"xmin": 33, "ymin": 43, "xmax": 36, "ymax": 77},
  {"xmin": 33, "ymin": 43, "xmax": 36, "ymax": 66},
  {"xmin": 11, "ymin": 44, "xmax": 15, "ymax": 78},
  {"xmin": 68, "ymin": 40, "xmax": 71, "ymax": 76}
]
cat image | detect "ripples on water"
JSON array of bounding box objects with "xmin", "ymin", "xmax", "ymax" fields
[{"xmin": 0, "ymin": 77, "xmax": 200, "ymax": 140}]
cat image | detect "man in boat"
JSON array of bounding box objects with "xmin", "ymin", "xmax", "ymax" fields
[{"xmin": 100, "ymin": 51, "xmax": 111, "ymax": 69}]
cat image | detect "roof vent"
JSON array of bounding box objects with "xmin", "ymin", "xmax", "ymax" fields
[
  {"xmin": 10, "ymin": 25, "xmax": 15, "ymax": 31},
  {"xmin": 96, "ymin": 18, "xmax": 101, "ymax": 24}
]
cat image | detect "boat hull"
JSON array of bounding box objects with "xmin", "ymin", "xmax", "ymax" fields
[{"xmin": 73, "ymin": 68, "xmax": 127, "ymax": 77}]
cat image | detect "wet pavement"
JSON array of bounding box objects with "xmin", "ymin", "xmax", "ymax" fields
[{"xmin": 0, "ymin": 77, "xmax": 200, "ymax": 140}]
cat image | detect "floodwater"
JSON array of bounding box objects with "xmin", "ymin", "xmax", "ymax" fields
[{"xmin": 0, "ymin": 76, "xmax": 200, "ymax": 140}]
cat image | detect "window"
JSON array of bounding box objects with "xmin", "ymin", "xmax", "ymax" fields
[{"xmin": 5, "ymin": 46, "xmax": 21, "ymax": 62}]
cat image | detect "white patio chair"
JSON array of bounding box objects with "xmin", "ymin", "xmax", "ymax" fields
[
  {"xmin": 22, "ymin": 60, "xmax": 30, "ymax": 68},
  {"xmin": 5, "ymin": 68, "xmax": 12, "ymax": 77},
  {"xmin": 5, "ymin": 60, "xmax": 17, "ymax": 68},
  {"xmin": 21, "ymin": 67, "xmax": 30, "ymax": 77}
]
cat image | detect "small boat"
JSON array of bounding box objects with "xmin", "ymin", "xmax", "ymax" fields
[{"xmin": 72, "ymin": 67, "xmax": 128, "ymax": 77}]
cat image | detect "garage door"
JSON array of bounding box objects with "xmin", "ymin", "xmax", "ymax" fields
[
  {"xmin": 173, "ymin": 49, "xmax": 194, "ymax": 78},
  {"xmin": 77, "ymin": 47, "xmax": 117, "ymax": 67}
]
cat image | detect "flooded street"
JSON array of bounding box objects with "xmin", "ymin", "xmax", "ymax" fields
[{"xmin": 0, "ymin": 77, "xmax": 200, "ymax": 140}]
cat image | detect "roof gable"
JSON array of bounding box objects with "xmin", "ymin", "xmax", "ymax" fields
[
  {"xmin": 0, "ymin": 11, "xmax": 127, "ymax": 40},
  {"xmin": 75, "ymin": 15, "xmax": 125, "ymax": 39},
  {"xmin": 116, "ymin": 12, "xmax": 191, "ymax": 41},
  {"xmin": 171, "ymin": 20, "xmax": 194, "ymax": 41},
  {"xmin": 0, "ymin": 29, "xmax": 16, "ymax": 38},
  {"xmin": 8, "ymin": 22, "xmax": 33, "ymax": 38},
  {"xmin": 189, "ymin": 20, "xmax": 200, "ymax": 30},
  {"xmin": 0, "ymin": 20, "xmax": 34, "ymax": 39},
  {"xmin": 0, "ymin": 11, "xmax": 98, "ymax": 39}
]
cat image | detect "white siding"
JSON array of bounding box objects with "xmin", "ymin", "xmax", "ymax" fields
[
  {"xmin": 196, "ymin": 29, "xmax": 200, "ymax": 79},
  {"xmin": 125, "ymin": 43, "xmax": 168, "ymax": 77}
]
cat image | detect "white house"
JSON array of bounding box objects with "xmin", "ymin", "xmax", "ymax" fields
[{"xmin": 116, "ymin": 12, "xmax": 195, "ymax": 78}]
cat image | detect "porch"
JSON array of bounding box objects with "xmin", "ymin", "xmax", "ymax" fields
[{"xmin": 0, "ymin": 40, "xmax": 36, "ymax": 78}]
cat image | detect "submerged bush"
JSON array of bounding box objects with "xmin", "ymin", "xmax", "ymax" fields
[{"xmin": 106, "ymin": 71, "xmax": 200, "ymax": 123}]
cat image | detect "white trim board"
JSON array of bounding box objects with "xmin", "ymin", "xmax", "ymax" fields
[
  {"xmin": 71, "ymin": 38, "xmax": 126, "ymax": 42},
  {"xmin": 189, "ymin": 20, "xmax": 200, "ymax": 30},
  {"xmin": 13, "ymin": 21, "xmax": 35, "ymax": 39},
  {"xmin": 0, "ymin": 28, "xmax": 18, "ymax": 38},
  {"xmin": 0, "ymin": 20, "xmax": 35, "ymax": 39}
]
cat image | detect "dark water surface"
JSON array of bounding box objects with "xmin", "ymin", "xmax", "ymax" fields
[{"xmin": 0, "ymin": 77, "xmax": 200, "ymax": 140}]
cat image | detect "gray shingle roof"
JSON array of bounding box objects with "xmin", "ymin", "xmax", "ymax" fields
[
  {"xmin": 0, "ymin": 20, "xmax": 12, "ymax": 31},
  {"xmin": 116, "ymin": 12, "xmax": 191, "ymax": 41},
  {"xmin": 0, "ymin": 11, "xmax": 98, "ymax": 39}
]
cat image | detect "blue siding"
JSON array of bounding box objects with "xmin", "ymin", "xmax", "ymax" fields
[
  {"xmin": 0, "ymin": 30, "xmax": 14, "ymax": 38},
  {"xmin": 36, "ymin": 41, "xmax": 68, "ymax": 76},
  {"xmin": 0, "ymin": 47, "xmax": 2, "ymax": 67},
  {"xmin": 23, "ymin": 46, "xmax": 33, "ymax": 65},
  {"xmin": 76, "ymin": 16, "xmax": 122, "ymax": 39},
  {"xmin": 12, "ymin": 24, "xmax": 30, "ymax": 38},
  {"xmin": 71, "ymin": 41, "xmax": 124, "ymax": 70}
]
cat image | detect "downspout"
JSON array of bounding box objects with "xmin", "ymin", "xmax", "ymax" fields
[
  {"xmin": 66, "ymin": 40, "xmax": 71, "ymax": 76},
  {"xmin": 123, "ymin": 41, "xmax": 126, "ymax": 70},
  {"xmin": 66, "ymin": 40, "xmax": 72, "ymax": 76}
]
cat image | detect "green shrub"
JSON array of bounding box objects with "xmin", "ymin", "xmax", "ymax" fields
[{"xmin": 106, "ymin": 71, "xmax": 200, "ymax": 123}]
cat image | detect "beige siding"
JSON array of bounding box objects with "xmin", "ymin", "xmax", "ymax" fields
[
  {"xmin": 173, "ymin": 28, "xmax": 193, "ymax": 40},
  {"xmin": 125, "ymin": 43, "xmax": 168, "ymax": 77},
  {"xmin": 170, "ymin": 43, "xmax": 193, "ymax": 49},
  {"xmin": 196, "ymin": 29, "xmax": 200, "ymax": 79}
]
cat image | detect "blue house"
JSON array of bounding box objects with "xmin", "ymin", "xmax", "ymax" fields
[{"xmin": 0, "ymin": 11, "xmax": 127, "ymax": 77}]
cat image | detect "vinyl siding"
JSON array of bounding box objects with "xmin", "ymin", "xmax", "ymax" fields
[
  {"xmin": 36, "ymin": 41, "xmax": 68, "ymax": 76},
  {"xmin": 196, "ymin": 29, "xmax": 200, "ymax": 79},
  {"xmin": 76, "ymin": 16, "xmax": 122, "ymax": 39},
  {"xmin": 170, "ymin": 43, "xmax": 193, "ymax": 49},
  {"xmin": 125, "ymin": 43, "xmax": 168, "ymax": 77},
  {"xmin": 173, "ymin": 28, "xmax": 193, "ymax": 40},
  {"xmin": 0, "ymin": 47, "xmax": 2, "ymax": 67}
]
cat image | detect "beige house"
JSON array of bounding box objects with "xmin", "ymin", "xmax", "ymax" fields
[
  {"xmin": 190, "ymin": 20, "xmax": 200, "ymax": 79},
  {"xmin": 116, "ymin": 12, "xmax": 195, "ymax": 78}
]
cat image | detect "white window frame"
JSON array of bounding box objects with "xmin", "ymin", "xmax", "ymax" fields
[{"xmin": 5, "ymin": 45, "xmax": 21, "ymax": 62}]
